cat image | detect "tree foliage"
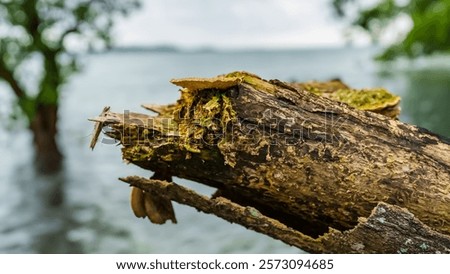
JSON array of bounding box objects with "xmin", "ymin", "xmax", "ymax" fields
[
  {"xmin": 0, "ymin": 0, "xmax": 140, "ymax": 123},
  {"xmin": 332, "ymin": 0, "xmax": 450, "ymax": 60}
]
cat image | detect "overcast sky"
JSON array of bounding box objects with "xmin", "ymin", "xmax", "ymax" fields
[{"xmin": 113, "ymin": 0, "xmax": 370, "ymax": 49}]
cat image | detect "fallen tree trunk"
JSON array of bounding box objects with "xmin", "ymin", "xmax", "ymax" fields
[{"xmin": 90, "ymin": 71, "xmax": 450, "ymax": 253}]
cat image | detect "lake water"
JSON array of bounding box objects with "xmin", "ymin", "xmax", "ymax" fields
[{"xmin": 0, "ymin": 48, "xmax": 449, "ymax": 253}]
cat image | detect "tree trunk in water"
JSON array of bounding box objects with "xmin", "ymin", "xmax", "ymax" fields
[{"xmin": 30, "ymin": 104, "xmax": 62, "ymax": 174}]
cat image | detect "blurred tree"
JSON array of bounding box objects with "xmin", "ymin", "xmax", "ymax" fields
[
  {"xmin": 332, "ymin": 0, "xmax": 450, "ymax": 60},
  {"xmin": 0, "ymin": 0, "xmax": 140, "ymax": 173}
]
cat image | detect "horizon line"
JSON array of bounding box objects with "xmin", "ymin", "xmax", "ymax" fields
[{"xmin": 104, "ymin": 43, "xmax": 375, "ymax": 54}]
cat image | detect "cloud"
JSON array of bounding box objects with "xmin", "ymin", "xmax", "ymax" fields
[{"xmin": 114, "ymin": 0, "xmax": 345, "ymax": 49}]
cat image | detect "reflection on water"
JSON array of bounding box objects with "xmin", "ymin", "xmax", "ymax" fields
[
  {"xmin": 12, "ymin": 168, "xmax": 82, "ymax": 253},
  {"xmin": 0, "ymin": 158, "xmax": 79, "ymax": 253},
  {"xmin": 1, "ymin": 48, "xmax": 449, "ymax": 253},
  {"xmin": 0, "ymin": 157, "xmax": 135, "ymax": 253}
]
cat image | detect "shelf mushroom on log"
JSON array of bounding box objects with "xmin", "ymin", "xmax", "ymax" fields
[{"xmin": 90, "ymin": 71, "xmax": 450, "ymax": 253}]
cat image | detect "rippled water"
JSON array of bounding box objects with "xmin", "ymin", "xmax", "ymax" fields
[{"xmin": 1, "ymin": 48, "xmax": 449, "ymax": 253}]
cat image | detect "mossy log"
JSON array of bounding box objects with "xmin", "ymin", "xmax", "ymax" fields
[{"xmin": 90, "ymin": 71, "xmax": 450, "ymax": 253}]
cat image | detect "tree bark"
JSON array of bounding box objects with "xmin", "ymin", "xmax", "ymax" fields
[
  {"xmin": 90, "ymin": 72, "xmax": 450, "ymax": 253},
  {"xmin": 120, "ymin": 176, "xmax": 450, "ymax": 254},
  {"xmin": 30, "ymin": 103, "xmax": 62, "ymax": 174}
]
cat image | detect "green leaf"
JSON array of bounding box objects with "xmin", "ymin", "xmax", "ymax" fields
[
  {"xmin": 333, "ymin": 0, "xmax": 450, "ymax": 60},
  {"xmin": 0, "ymin": 0, "xmax": 141, "ymax": 126}
]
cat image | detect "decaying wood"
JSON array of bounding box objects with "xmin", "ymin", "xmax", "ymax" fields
[
  {"xmin": 120, "ymin": 176, "xmax": 450, "ymax": 254},
  {"xmin": 89, "ymin": 106, "xmax": 110, "ymax": 149},
  {"xmin": 289, "ymin": 79, "xmax": 401, "ymax": 118},
  {"xmin": 90, "ymin": 71, "xmax": 450, "ymax": 253}
]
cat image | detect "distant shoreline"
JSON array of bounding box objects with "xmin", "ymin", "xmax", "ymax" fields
[{"xmin": 101, "ymin": 45, "xmax": 375, "ymax": 55}]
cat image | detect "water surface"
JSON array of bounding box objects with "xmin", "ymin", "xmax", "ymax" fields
[{"xmin": 1, "ymin": 48, "xmax": 449, "ymax": 253}]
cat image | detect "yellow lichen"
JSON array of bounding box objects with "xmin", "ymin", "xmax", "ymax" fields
[
  {"xmin": 329, "ymin": 88, "xmax": 400, "ymax": 111},
  {"xmin": 170, "ymin": 76, "xmax": 241, "ymax": 91},
  {"xmin": 115, "ymin": 71, "xmax": 401, "ymax": 166}
]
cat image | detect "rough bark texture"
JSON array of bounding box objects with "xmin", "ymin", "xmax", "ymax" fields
[
  {"xmin": 90, "ymin": 72, "xmax": 450, "ymax": 253},
  {"xmin": 31, "ymin": 104, "xmax": 62, "ymax": 174},
  {"xmin": 120, "ymin": 176, "xmax": 450, "ymax": 254}
]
